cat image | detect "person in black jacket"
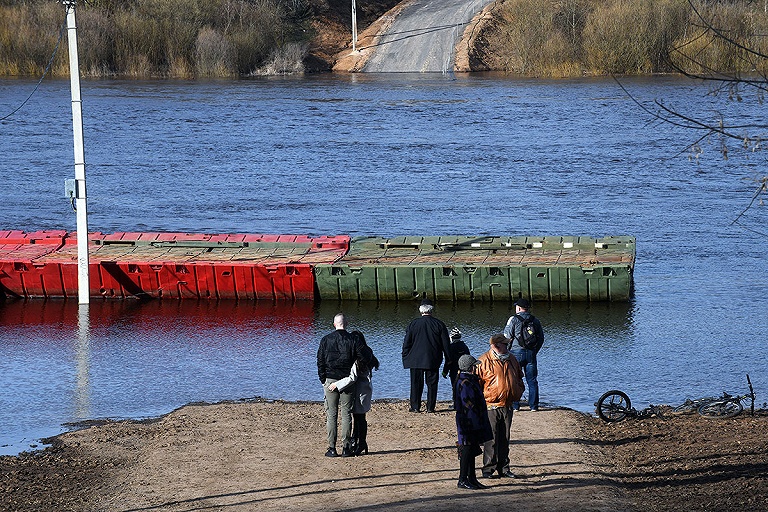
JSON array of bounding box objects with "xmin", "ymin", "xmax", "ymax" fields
[
  {"xmin": 317, "ymin": 313, "xmax": 369, "ymax": 457},
  {"xmin": 402, "ymin": 299, "xmax": 452, "ymax": 413},
  {"xmin": 442, "ymin": 327, "xmax": 470, "ymax": 409}
]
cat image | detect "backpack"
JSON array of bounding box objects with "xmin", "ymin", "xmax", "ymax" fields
[{"xmin": 514, "ymin": 314, "xmax": 542, "ymax": 351}]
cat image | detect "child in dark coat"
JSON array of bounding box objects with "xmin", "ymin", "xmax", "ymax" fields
[
  {"xmin": 442, "ymin": 327, "xmax": 470, "ymax": 409},
  {"xmin": 454, "ymin": 354, "xmax": 494, "ymax": 490}
]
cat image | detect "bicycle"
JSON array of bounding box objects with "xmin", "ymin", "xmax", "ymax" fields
[
  {"xmin": 670, "ymin": 395, "xmax": 724, "ymax": 415},
  {"xmin": 595, "ymin": 390, "xmax": 665, "ymax": 422},
  {"xmin": 697, "ymin": 374, "xmax": 755, "ymax": 419},
  {"xmin": 597, "ymin": 374, "xmax": 757, "ymax": 423}
]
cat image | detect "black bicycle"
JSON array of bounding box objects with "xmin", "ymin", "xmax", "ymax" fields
[
  {"xmin": 597, "ymin": 374, "xmax": 756, "ymax": 423},
  {"xmin": 595, "ymin": 390, "xmax": 664, "ymax": 422},
  {"xmin": 670, "ymin": 395, "xmax": 723, "ymax": 415},
  {"xmin": 697, "ymin": 374, "xmax": 755, "ymax": 419}
]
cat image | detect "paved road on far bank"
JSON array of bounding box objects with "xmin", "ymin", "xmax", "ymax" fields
[{"xmin": 362, "ymin": 0, "xmax": 492, "ymax": 72}]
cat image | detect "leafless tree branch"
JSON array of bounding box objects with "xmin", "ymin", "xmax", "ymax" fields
[{"xmin": 613, "ymin": 1, "xmax": 767, "ymax": 228}]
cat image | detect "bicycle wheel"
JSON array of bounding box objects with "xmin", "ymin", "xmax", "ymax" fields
[
  {"xmin": 597, "ymin": 390, "xmax": 631, "ymax": 422},
  {"xmin": 698, "ymin": 400, "xmax": 743, "ymax": 419},
  {"xmin": 672, "ymin": 397, "xmax": 715, "ymax": 415},
  {"xmin": 672, "ymin": 399, "xmax": 697, "ymax": 414}
]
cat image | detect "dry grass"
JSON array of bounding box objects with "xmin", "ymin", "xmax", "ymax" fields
[
  {"xmin": 0, "ymin": 0, "xmax": 302, "ymax": 78},
  {"xmin": 0, "ymin": 2, "xmax": 64, "ymax": 76},
  {"xmin": 479, "ymin": 0, "xmax": 768, "ymax": 77},
  {"xmin": 252, "ymin": 42, "xmax": 308, "ymax": 75},
  {"xmin": 4, "ymin": 0, "xmax": 768, "ymax": 77},
  {"xmin": 670, "ymin": 1, "xmax": 768, "ymax": 75}
]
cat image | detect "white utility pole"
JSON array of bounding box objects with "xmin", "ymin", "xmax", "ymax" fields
[
  {"xmin": 351, "ymin": 0, "xmax": 358, "ymax": 52},
  {"xmin": 64, "ymin": 0, "xmax": 90, "ymax": 304}
]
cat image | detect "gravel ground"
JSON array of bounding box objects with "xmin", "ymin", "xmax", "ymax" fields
[{"xmin": 1, "ymin": 400, "xmax": 767, "ymax": 512}]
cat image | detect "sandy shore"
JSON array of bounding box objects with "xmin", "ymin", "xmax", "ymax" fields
[{"xmin": 1, "ymin": 399, "xmax": 766, "ymax": 511}]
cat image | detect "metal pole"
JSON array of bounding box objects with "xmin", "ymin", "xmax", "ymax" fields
[
  {"xmin": 351, "ymin": 0, "xmax": 358, "ymax": 52},
  {"xmin": 64, "ymin": 0, "xmax": 90, "ymax": 304}
]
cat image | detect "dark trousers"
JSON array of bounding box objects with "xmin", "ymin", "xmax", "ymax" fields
[
  {"xmin": 458, "ymin": 443, "xmax": 480, "ymax": 482},
  {"xmin": 409, "ymin": 368, "xmax": 439, "ymax": 412},
  {"xmin": 482, "ymin": 405, "xmax": 513, "ymax": 475},
  {"xmin": 448, "ymin": 369, "xmax": 459, "ymax": 406},
  {"xmin": 352, "ymin": 413, "xmax": 367, "ymax": 446}
]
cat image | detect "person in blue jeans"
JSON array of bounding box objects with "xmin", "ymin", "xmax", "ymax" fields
[{"xmin": 503, "ymin": 298, "xmax": 544, "ymax": 411}]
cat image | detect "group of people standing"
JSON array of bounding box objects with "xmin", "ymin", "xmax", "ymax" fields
[
  {"xmin": 316, "ymin": 298, "xmax": 545, "ymax": 491},
  {"xmin": 316, "ymin": 313, "xmax": 379, "ymax": 457}
]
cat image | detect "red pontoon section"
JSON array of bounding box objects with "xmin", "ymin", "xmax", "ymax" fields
[{"xmin": 0, "ymin": 231, "xmax": 349, "ymax": 300}]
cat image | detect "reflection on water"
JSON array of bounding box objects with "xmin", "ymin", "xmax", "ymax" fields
[
  {"xmin": 0, "ymin": 299, "xmax": 317, "ymax": 454},
  {"xmin": 75, "ymin": 307, "xmax": 91, "ymax": 420}
]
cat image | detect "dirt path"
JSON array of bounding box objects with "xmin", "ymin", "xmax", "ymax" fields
[{"xmin": 29, "ymin": 401, "xmax": 624, "ymax": 512}]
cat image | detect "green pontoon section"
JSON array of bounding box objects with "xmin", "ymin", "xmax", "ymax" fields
[{"xmin": 314, "ymin": 236, "xmax": 635, "ymax": 302}]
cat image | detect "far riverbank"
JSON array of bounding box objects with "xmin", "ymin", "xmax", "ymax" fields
[{"xmin": 2, "ymin": 0, "xmax": 767, "ymax": 77}]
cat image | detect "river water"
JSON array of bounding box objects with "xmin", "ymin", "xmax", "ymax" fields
[{"xmin": 1, "ymin": 73, "xmax": 766, "ymax": 455}]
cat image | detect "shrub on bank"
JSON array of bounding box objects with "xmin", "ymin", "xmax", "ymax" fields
[
  {"xmin": 483, "ymin": 0, "xmax": 587, "ymax": 76},
  {"xmin": 3, "ymin": 0, "xmax": 768, "ymax": 77},
  {"xmin": 0, "ymin": 2, "xmax": 67, "ymax": 76},
  {"xmin": 582, "ymin": 0, "xmax": 689, "ymax": 74},
  {"xmin": 482, "ymin": 0, "xmax": 768, "ymax": 76},
  {"xmin": 669, "ymin": 0, "xmax": 768, "ymax": 75},
  {"xmin": 0, "ymin": 0, "xmax": 308, "ymax": 77}
]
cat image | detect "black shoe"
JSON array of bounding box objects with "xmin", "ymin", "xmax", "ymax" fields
[
  {"xmin": 355, "ymin": 441, "xmax": 368, "ymax": 456},
  {"xmin": 481, "ymin": 472, "xmax": 494, "ymax": 479},
  {"xmin": 499, "ymin": 470, "xmax": 516, "ymax": 478},
  {"xmin": 342, "ymin": 446, "xmax": 355, "ymax": 457},
  {"xmin": 325, "ymin": 447, "xmax": 337, "ymax": 457},
  {"xmin": 426, "ymin": 409, "xmax": 436, "ymax": 413},
  {"xmin": 468, "ymin": 478, "xmax": 489, "ymax": 489},
  {"xmin": 457, "ymin": 479, "xmax": 478, "ymax": 490},
  {"xmin": 408, "ymin": 408, "xmax": 421, "ymax": 413}
]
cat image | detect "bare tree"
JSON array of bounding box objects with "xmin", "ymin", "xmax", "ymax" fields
[{"xmin": 619, "ymin": 0, "xmax": 767, "ymax": 227}]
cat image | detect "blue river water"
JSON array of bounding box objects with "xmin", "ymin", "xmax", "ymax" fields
[{"xmin": 0, "ymin": 73, "xmax": 766, "ymax": 455}]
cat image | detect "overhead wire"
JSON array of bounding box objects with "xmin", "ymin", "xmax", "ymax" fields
[{"xmin": 0, "ymin": 14, "xmax": 68, "ymax": 122}]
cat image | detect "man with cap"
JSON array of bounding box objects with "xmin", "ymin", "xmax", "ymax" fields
[
  {"xmin": 503, "ymin": 298, "xmax": 545, "ymax": 411},
  {"xmin": 402, "ymin": 299, "xmax": 452, "ymax": 413},
  {"xmin": 475, "ymin": 333, "xmax": 525, "ymax": 479},
  {"xmin": 442, "ymin": 327, "xmax": 470, "ymax": 409}
]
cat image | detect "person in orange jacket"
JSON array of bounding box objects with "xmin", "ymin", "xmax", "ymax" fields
[{"xmin": 475, "ymin": 333, "xmax": 525, "ymax": 479}]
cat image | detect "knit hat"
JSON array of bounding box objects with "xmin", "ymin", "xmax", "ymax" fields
[
  {"xmin": 458, "ymin": 354, "xmax": 479, "ymax": 372},
  {"xmin": 450, "ymin": 327, "xmax": 462, "ymax": 340}
]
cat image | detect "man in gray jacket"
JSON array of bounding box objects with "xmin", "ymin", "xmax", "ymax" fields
[{"xmin": 402, "ymin": 299, "xmax": 452, "ymax": 413}]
